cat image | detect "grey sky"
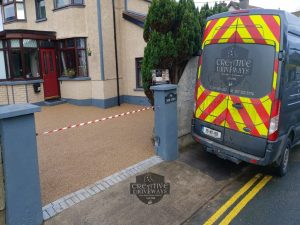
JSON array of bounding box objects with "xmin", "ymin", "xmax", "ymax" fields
[{"xmin": 194, "ymin": 0, "xmax": 300, "ymax": 12}]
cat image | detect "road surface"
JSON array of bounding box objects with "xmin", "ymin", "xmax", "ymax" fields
[{"xmin": 184, "ymin": 144, "xmax": 300, "ymax": 225}]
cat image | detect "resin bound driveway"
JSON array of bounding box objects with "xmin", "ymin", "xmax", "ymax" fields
[{"xmin": 35, "ymin": 103, "xmax": 155, "ymax": 205}]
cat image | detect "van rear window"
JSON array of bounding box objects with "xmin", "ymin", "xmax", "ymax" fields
[{"xmin": 200, "ymin": 43, "xmax": 275, "ymax": 98}]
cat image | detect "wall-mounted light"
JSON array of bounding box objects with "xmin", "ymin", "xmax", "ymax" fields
[
  {"xmin": 87, "ymin": 48, "xmax": 92, "ymax": 56},
  {"xmin": 33, "ymin": 83, "xmax": 41, "ymax": 93}
]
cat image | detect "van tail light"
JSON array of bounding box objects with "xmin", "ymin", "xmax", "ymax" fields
[
  {"xmin": 268, "ymin": 100, "xmax": 281, "ymax": 141},
  {"xmin": 193, "ymin": 85, "xmax": 198, "ymax": 116},
  {"xmin": 268, "ymin": 115, "xmax": 279, "ymax": 141},
  {"xmin": 194, "ymin": 79, "xmax": 200, "ymax": 117},
  {"xmin": 194, "ymin": 79, "xmax": 200, "ymax": 100}
]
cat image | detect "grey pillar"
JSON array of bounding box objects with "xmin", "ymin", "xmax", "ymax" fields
[
  {"xmin": 0, "ymin": 104, "xmax": 42, "ymax": 225},
  {"xmin": 150, "ymin": 84, "xmax": 179, "ymax": 161}
]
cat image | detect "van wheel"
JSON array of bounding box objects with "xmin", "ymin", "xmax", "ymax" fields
[{"xmin": 275, "ymin": 139, "xmax": 291, "ymax": 177}]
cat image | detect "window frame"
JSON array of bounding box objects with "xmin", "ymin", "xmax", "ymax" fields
[
  {"xmin": 2, "ymin": 0, "xmax": 26, "ymax": 23},
  {"xmin": 53, "ymin": 0, "xmax": 84, "ymax": 10},
  {"xmin": 135, "ymin": 57, "xmax": 143, "ymax": 89},
  {"xmin": 35, "ymin": 0, "xmax": 46, "ymax": 21},
  {"xmin": 58, "ymin": 38, "xmax": 89, "ymax": 78},
  {"xmin": 0, "ymin": 40, "xmax": 9, "ymax": 81},
  {"xmin": 5, "ymin": 39, "xmax": 41, "ymax": 81}
]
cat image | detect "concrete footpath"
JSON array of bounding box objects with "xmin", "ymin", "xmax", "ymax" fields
[{"xmin": 45, "ymin": 144, "xmax": 248, "ymax": 225}]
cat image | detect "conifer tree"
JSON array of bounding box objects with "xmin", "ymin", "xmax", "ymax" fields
[{"xmin": 142, "ymin": 0, "xmax": 227, "ymax": 105}]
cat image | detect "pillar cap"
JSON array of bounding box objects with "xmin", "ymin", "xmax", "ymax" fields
[
  {"xmin": 0, "ymin": 104, "xmax": 41, "ymax": 119},
  {"xmin": 150, "ymin": 84, "xmax": 177, "ymax": 91}
]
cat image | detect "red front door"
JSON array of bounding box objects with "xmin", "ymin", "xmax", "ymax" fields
[{"xmin": 40, "ymin": 49, "xmax": 59, "ymax": 99}]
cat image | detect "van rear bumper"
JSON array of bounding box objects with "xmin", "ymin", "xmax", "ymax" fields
[{"xmin": 191, "ymin": 130, "xmax": 285, "ymax": 166}]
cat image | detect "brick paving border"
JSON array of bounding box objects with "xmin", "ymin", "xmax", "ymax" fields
[{"xmin": 42, "ymin": 155, "xmax": 163, "ymax": 221}]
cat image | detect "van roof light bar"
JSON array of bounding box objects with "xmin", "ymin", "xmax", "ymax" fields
[{"xmin": 231, "ymin": 10, "xmax": 249, "ymax": 14}]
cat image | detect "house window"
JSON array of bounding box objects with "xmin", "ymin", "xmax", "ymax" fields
[
  {"xmin": 7, "ymin": 39, "xmax": 40, "ymax": 80},
  {"xmin": 135, "ymin": 58, "xmax": 143, "ymax": 88},
  {"xmin": 2, "ymin": 0, "xmax": 26, "ymax": 22},
  {"xmin": 58, "ymin": 38, "xmax": 88, "ymax": 78},
  {"xmin": 39, "ymin": 40, "xmax": 55, "ymax": 48},
  {"xmin": 0, "ymin": 40, "xmax": 8, "ymax": 80},
  {"xmin": 35, "ymin": 0, "xmax": 46, "ymax": 20},
  {"xmin": 54, "ymin": 0, "xmax": 84, "ymax": 9}
]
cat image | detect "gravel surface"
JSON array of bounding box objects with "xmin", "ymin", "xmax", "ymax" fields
[{"xmin": 35, "ymin": 103, "xmax": 155, "ymax": 205}]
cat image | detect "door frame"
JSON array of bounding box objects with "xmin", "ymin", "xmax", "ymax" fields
[{"xmin": 40, "ymin": 48, "xmax": 60, "ymax": 100}]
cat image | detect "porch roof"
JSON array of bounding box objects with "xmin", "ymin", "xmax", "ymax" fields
[
  {"xmin": 0, "ymin": 29, "xmax": 56, "ymax": 40},
  {"xmin": 122, "ymin": 11, "xmax": 146, "ymax": 28}
]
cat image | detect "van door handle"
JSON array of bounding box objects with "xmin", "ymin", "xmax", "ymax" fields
[{"xmin": 232, "ymin": 103, "xmax": 243, "ymax": 109}]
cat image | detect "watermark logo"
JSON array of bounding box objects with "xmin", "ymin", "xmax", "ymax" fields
[
  {"xmin": 215, "ymin": 45, "xmax": 253, "ymax": 87},
  {"xmin": 130, "ymin": 172, "xmax": 170, "ymax": 205}
]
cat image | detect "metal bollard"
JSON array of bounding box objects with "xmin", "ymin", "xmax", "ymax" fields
[
  {"xmin": 150, "ymin": 84, "xmax": 179, "ymax": 161},
  {"xmin": 0, "ymin": 104, "xmax": 42, "ymax": 225}
]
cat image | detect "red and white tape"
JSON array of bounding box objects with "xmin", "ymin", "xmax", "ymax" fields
[{"xmin": 38, "ymin": 106, "xmax": 154, "ymax": 136}]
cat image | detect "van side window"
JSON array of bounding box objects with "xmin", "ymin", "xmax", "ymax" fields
[
  {"xmin": 288, "ymin": 71, "xmax": 295, "ymax": 83},
  {"xmin": 286, "ymin": 33, "xmax": 300, "ymax": 87},
  {"xmin": 286, "ymin": 52, "xmax": 300, "ymax": 87},
  {"xmin": 296, "ymin": 67, "xmax": 300, "ymax": 80}
]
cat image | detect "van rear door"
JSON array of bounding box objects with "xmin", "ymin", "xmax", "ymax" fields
[
  {"xmin": 223, "ymin": 44, "xmax": 276, "ymax": 157},
  {"xmin": 194, "ymin": 17, "xmax": 239, "ymax": 143},
  {"xmin": 195, "ymin": 14, "xmax": 281, "ymax": 158}
]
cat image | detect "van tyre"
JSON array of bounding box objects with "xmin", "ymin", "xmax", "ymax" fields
[{"xmin": 275, "ymin": 139, "xmax": 291, "ymax": 177}]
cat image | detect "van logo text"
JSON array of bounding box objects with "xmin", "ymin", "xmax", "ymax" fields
[
  {"xmin": 215, "ymin": 59, "xmax": 253, "ymax": 76},
  {"xmin": 215, "ymin": 46, "xmax": 253, "ymax": 86}
]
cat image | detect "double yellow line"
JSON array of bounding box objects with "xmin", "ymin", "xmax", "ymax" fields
[{"xmin": 204, "ymin": 173, "xmax": 272, "ymax": 225}]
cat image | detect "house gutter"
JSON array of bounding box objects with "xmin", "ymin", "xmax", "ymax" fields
[
  {"xmin": 112, "ymin": 0, "xmax": 121, "ymax": 106},
  {"xmin": 97, "ymin": 0, "xmax": 105, "ymax": 80},
  {"xmin": 125, "ymin": 0, "xmax": 128, "ymax": 11}
]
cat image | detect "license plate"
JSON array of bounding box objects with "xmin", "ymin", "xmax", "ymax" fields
[{"xmin": 202, "ymin": 127, "xmax": 221, "ymax": 139}]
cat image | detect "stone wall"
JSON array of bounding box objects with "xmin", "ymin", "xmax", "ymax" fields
[
  {"xmin": 177, "ymin": 56, "xmax": 199, "ymax": 148},
  {"xmin": 0, "ymin": 144, "xmax": 5, "ymax": 225}
]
